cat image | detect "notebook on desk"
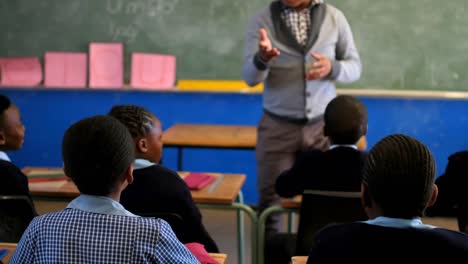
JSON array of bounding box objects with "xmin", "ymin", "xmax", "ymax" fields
[{"xmin": 184, "ymin": 173, "xmax": 216, "ymax": 190}]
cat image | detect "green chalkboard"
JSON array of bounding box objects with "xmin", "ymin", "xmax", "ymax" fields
[{"xmin": 1, "ymin": 0, "xmax": 467, "ymax": 90}]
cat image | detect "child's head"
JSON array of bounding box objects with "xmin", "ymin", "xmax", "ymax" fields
[
  {"xmin": 62, "ymin": 115, "xmax": 135, "ymax": 196},
  {"xmin": 108, "ymin": 105, "xmax": 163, "ymax": 163},
  {"xmin": 324, "ymin": 95, "xmax": 367, "ymax": 145},
  {"xmin": 0, "ymin": 95, "xmax": 25, "ymax": 151},
  {"xmin": 362, "ymin": 134, "xmax": 437, "ymax": 219}
]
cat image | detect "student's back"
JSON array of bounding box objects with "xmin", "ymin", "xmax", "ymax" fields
[
  {"xmin": 120, "ymin": 163, "xmax": 218, "ymax": 251},
  {"xmin": 309, "ymin": 222, "xmax": 468, "ymax": 263},
  {"xmin": 16, "ymin": 207, "xmax": 195, "ymax": 263},
  {"xmin": 276, "ymin": 147, "xmax": 366, "ymax": 197}
]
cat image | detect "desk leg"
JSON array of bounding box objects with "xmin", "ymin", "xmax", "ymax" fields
[
  {"xmin": 177, "ymin": 146, "xmax": 183, "ymax": 171},
  {"xmin": 288, "ymin": 212, "xmax": 296, "ymax": 233},
  {"xmin": 237, "ymin": 192, "xmax": 245, "ymax": 264},
  {"xmin": 258, "ymin": 206, "xmax": 298, "ymax": 264},
  {"xmin": 198, "ymin": 201, "xmax": 257, "ymax": 264}
]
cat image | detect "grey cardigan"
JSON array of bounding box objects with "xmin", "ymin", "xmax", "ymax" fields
[{"xmin": 242, "ymin": 1, "xmax": 361, "ymax": 120}]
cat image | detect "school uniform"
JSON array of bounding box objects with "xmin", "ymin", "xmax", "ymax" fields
[
  {"xmin": 120, "ymin": 159, "xmax": 219, "ymax": 253},
  {"xmin": 267, "ymin": 145, "xmax": 366, "ymax": 264},
  {"xmin": 0, "ymin": 151, "xmax": 31, "ymax": 198},
  {"xmin": 308, "ymin": 217, "xmax": 468, "ymax": 263},
  {"xmin": 10, "ymin": 195, "xmax": 199, "ymax": 263}
]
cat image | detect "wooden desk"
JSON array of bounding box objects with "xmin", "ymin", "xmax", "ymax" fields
[
  {"xmin": 209, "ymin": 253, "xmax": 227, "ymax": 264},
  {"xmin": 0, "ymin": 243, "xmax": 17, "ymax": 264},
  {"xmin": 291, "ymin": 256, "xmax": 308, "ymax": 264},
  {"xmin": 162, "ymin": 124, "xmax": 257, "ymax": 170},
  {"xmin": 24, "ymin": 168, "xmax": 245, "ymax": 205},
  {"xmin": 162, "ymin": 123, "xmax": 367, "ymax": 170},
  {"xmin": 24, "ymin": 167, "xmax": 255, "ymax": 264}
]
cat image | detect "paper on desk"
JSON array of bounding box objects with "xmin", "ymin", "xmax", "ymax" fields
[
  {"xmin": 0, "ymin": 57, "xmax": 42, "ymax": 87},
  {"xmin": 131, "ymin": 53, "xmax": 176, "ymax": 90},
  {"xmin": 44, "ymin": 52, "xmax": 87, "ymax": 88},
  {"xmin": 89, "ymin": 42, "xmax": 123, "ymax": 89}
]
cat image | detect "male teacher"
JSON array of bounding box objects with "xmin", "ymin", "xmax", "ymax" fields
[{"xmin": 242, "ymin": 0, "xmax": 362, "ymax": 234}]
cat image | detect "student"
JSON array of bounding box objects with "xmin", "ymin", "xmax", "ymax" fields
[
  {"xmin": 426, "ymin": 151, "xmax": 468, "ymax": 216},
  {"xmin": 109, "ymin": 105, "xmax": 219, "ymax": 253},
  {"xmin": 307, "ymin": 134, "xmax": 468, "ymax": 263},
  {"xmin": 0, "ymin": 95, "xmax": 34, "ymax": 204},
  {"xmin": 276, "ymin": 95, "xmax": 368, "ymax": 197},
  {"xmin": 267, "ymin": 95, "xmax": 367, "ymax": 264},
  {"xmin": 426, "ymin": 151, "xmax": 468, "ymax": 232},
  {"xmin": 10, "ymin": 115, "xmax": 199, "ymax": 263}
]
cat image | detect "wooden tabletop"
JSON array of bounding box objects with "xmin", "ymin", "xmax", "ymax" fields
[
  {"xmin": 208, "ymin": 253, "xmax": 227, "ymax": 264},
  {"xmin": 24, "ymin": 167, "xmax": 245, "ymax": 205},
  {"xmin": 162, "ymin": 124, "xmax": 257, "ymax": 148},
  {"xmin": 281, "ymin": 195, "xmax": 302, "ymax": 209},
  {"xmin": 0, "ymin": 243, "xmax": 17, "ymax": 264},
  {"xmin": 291, "ymin": 256, "xmax": 308, "ymax": 264}
]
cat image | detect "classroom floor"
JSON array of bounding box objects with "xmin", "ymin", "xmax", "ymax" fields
[{"xmin": 34, "ymin": 201, "xmax": 459, "ymax": 264}]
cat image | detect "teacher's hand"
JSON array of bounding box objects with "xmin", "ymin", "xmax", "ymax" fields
[
  {"xmin": 306, "ymin": 53, "xmax": 332, "ymax": 80},
  {"xmin": 258, "ymin": 28, "xmax": 280, "ymax": 62}
]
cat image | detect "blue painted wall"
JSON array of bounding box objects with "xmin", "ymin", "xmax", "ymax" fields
[{"xmin": 1, "ymin": 88, "xmax": 467, "ymax": 205}]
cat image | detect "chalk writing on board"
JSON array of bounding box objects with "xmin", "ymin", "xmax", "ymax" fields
[
  {"xmin": 109, "ymin": 22, "xmax": 139, "ymax": 43},
  {"xmin": 106, "ymin": 0, "xmax": 179, "ymax": 17}
]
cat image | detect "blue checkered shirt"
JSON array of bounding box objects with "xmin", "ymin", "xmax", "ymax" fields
[{"xmin": 10, "ymin": 195, "xmax": 200, "ymax": 263}]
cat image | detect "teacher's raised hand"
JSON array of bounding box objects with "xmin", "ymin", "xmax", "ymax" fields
[{"xmin": 258, "ymin": 28, "xmax": 280, "ymax": 62}]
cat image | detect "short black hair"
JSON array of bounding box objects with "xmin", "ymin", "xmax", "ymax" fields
[
  {"xmin": 62, "ymin": 115, "xmax": 135, "ymax": 196},
  {"xmin": 0, "ymin": 95, "xmax": 12, "ymax": 127},
  {"xmin": 324, "ymin": 95, "xmax": 367, "ymax": 144},
  {"xmin": 363, "ymin": 134, "xmax": 435, "ymax": 218},
  {"xmin": 108, "ymin": 105, "xmax": 158, "ymax": 139}
]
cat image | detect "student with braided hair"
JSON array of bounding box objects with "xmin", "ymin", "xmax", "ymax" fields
[
  {"xmin": 109, "ymin": 105, "xmax": 219, "ymax": 253},
  {"xmin": 307, "ymin": 134, "xmax": 468, "ymax": 263},
  {"xmin": 11, "ymin": 115, "xmax": 198, "ymax": 263}
]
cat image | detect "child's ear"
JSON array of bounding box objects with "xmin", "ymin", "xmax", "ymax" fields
[
  {"xmin": 361, "ymin": 124, "xmax": 368, "ymax": 136},
  {"xmin": 0, "ymin": 130, "xmax": 5, "ymax": 145},
  {"xmin": 137, "ymin": 138, "xmax": 148, "ymax": 153},
  {"xmin": 427, "ymin": 183, "xmax": 439, "ymax": 208},
  {"xmin": 323, "ymin": 124, "xmax": 329, "ymax": 137},
  {"xmin": 361, "ymin": 183, "xmax": 372, "ymax": 208}
]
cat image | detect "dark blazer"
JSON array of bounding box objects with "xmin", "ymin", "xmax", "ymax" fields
[
  {"xmin": 120, "ymin": 164, "xmax": 219, "ymax": 253},
  {"xmin": 276, "ymin": 146, "xmax": 367, "ymax": 197},
  {"xmin": 0, "ymin": 160, "xmax": 32, "ymax": 198},
  {"xmin": 427, "ymin": 151, "xmax": 468, "ymax": 217},
  {"xmin": 308, "ymin": 222, "xmax": 468, "ymax": 263}
]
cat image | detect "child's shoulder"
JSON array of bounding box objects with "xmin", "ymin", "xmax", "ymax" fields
[{"xmin": 0, "ymin": 159, "xmax": 25, "ymax": 176}]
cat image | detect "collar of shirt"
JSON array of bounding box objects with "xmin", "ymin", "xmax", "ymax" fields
[
  {"xmin": 0, "ymin": 151, "xmax": 11, "ymax": 162},
  {"xmin": 66, "ymin": 194, "xmax": 138, "ymax": 217},
  {"xmin": 329, "ymin": 144, "xmax": 357, "ymax": 150},
  {"xmin": 364, "ymin": 216, "xmax": 435, "ymax": 229},
  {"xmin": 280, "ymin": 0, "xmax": 323, "ymax": 11},
  {"xmin": 133, "ymin": 158, "xmax": 156, "ymax": 170}
]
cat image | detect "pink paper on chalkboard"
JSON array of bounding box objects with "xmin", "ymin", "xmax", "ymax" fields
[
  {"xmin": 131, "ymin": 53, "xmax": 176, "ymax": 90},
  {"xmin": 44, "ymin": 52, "xmax": 87, "ymax": 88},
  {"xmin": 0, "ymin": 57, "xmax": 42, "ymax": 87},
  {"xmin": 89, "ymin": 43, "xmax": 123, "ymax": 89}
]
